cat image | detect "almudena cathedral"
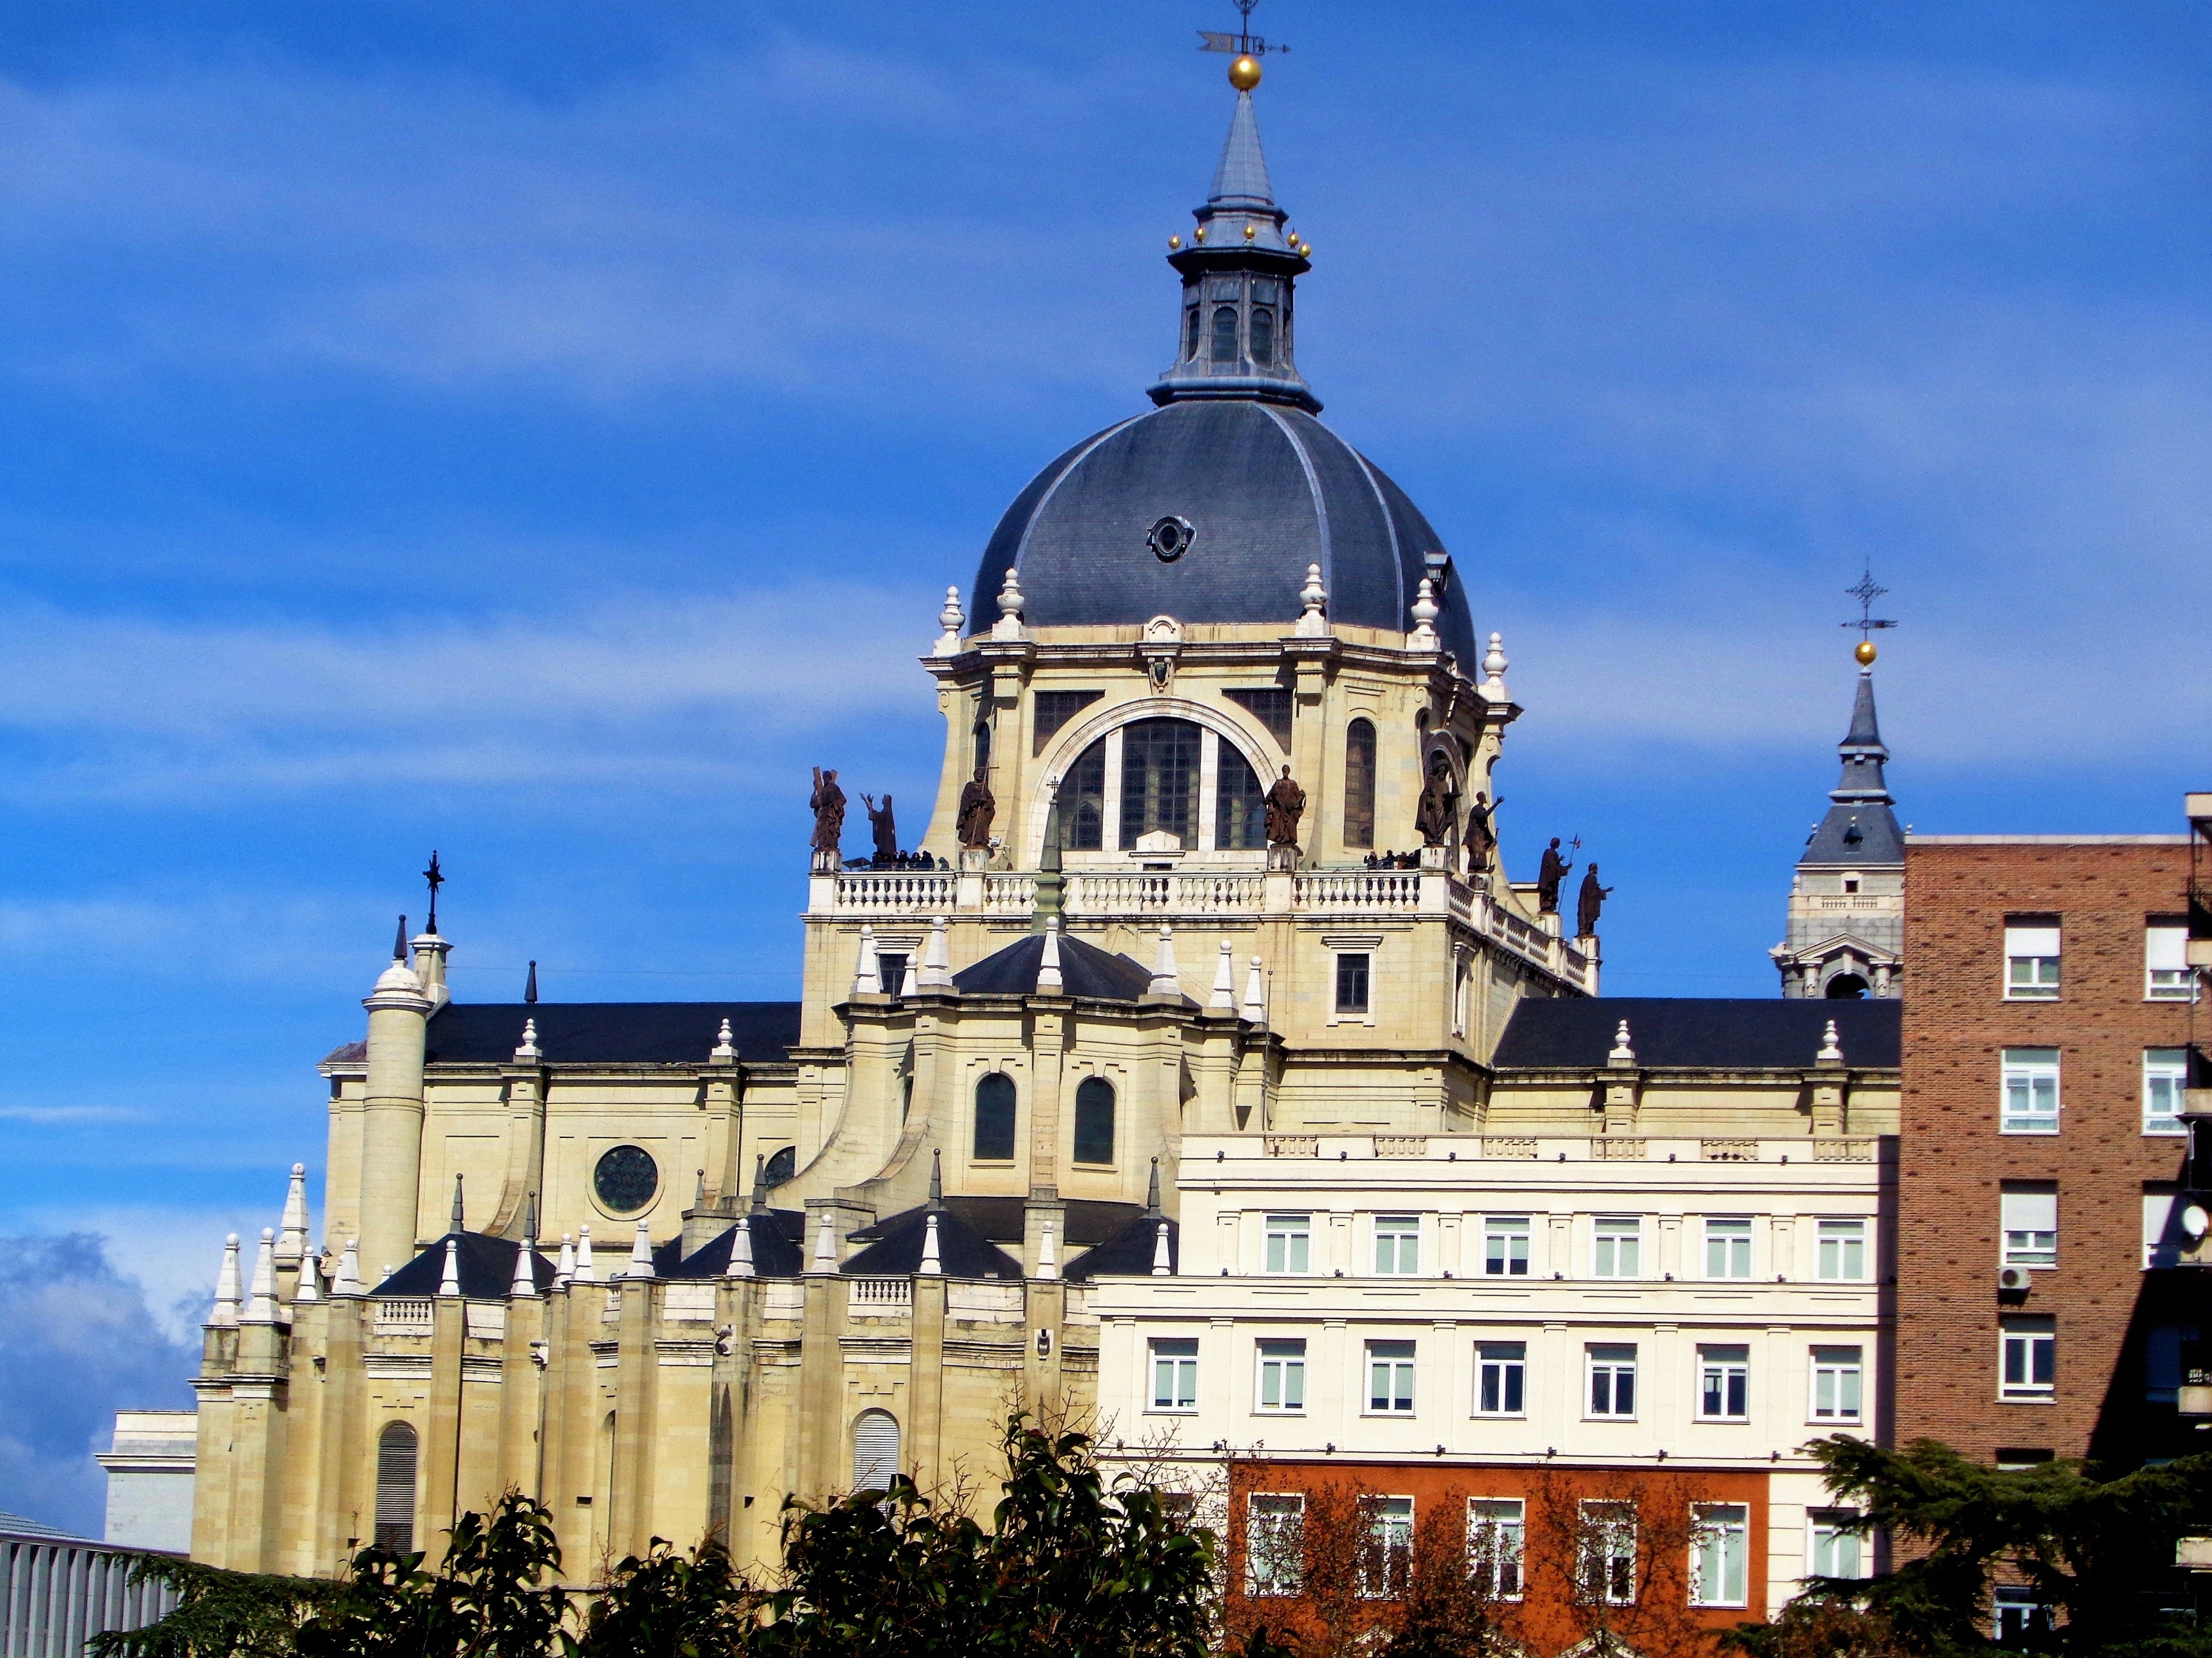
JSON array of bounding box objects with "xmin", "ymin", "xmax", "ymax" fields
[{"xmin": 183, "ymin": 69, "xmax": 1915, "ymax": 1621}]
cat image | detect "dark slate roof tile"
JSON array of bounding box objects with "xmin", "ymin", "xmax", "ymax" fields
[
  {"xmin": 1491, "ymin": 997, "xmax": 1900, "ymax": 1071},
  {"xmin": 664, "ymin": 1212, "xmax": 808, "ymax": 1279},
  {"xmin": 840, "ymin": 1205, "xmax": 1022, "ymax": 1279},
  {"xmin": 422, "ymin": 1002, "xmax": 800, "ymax": 1066},
  {"xmin": 371, "ymin": 1232, "xmax": 556, "ymax": 1299},
  {"xmin": 1065, "ymin": 1215, "xmax": 1178, "ymax": 1281},
  {"xmin": 950, "ymin": 934, "xmax": 1160, "ymax": 1003}
]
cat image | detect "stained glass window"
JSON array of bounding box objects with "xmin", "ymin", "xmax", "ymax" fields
[{"xmin": 1119, "ymin": 719, "xmax": 1201, "ymax": 849}]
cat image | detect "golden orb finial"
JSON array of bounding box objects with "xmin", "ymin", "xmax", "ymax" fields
[
  {"xmin": 1855, "ymin": 639, "xmax": 1877, "ymax": 666},
  {"xmin": 1229, "ymin": 54, "xmax": 1262, "ymax": 90}
]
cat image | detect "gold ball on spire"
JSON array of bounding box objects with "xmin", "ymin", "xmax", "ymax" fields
[
  {"xmin": 1229, "ymin": 54, "xmax": 1262, "ymax": 90},
  {"xmin": 1855, "ymin": 639, "xmax": 1877, "ymax": 666}
]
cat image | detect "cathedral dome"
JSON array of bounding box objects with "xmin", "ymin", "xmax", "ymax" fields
[{"xmin": 971, "ymin": 399, "xmax": 1478, "ymax": 666}]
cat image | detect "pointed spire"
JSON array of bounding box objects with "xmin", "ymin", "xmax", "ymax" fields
[
  {"xmin": 1480, "ymin": 632, "xmax": 1511, "ymax": 703},
  {"xmin": 694, "ymin": 1169, "xmax": 706, "ymax": 1210},
  {"xmin": 510, "ymin": 1236, "xmax": 539, "ymax": 1300},
  {"xmin": 1209, "ymin": 88, "xmax": 1278, "ymax": 209},
  {"xmin": 573, "ymin": 1225, "xmax": 597, "ymax": 1283},
  {"xmin": 242, "ymin": 1228, "xmax": 281, "ymax": 1324},
  {"xmin": 1294, "ymin": 563, "xmax": 1329, "ymax": 638},
  {"xmin": 1146, "ymin": 1156, "xmax": 1164, "ymax": 1217},
  {"xmin": 1832, "ymin": 665, "xmax": 1894, "ymax": 807},
  {"xmin": 1036, "ymin": 1218, "xmax": 1058, "ymax": 1281},
  {"xmin": 919, "ymin": 916, "xmax": 953, "ymax": 992},
  {"xmin": 392, "ymin": 915, "xmax": 409, "ymax": 962},
  {"xmin": 711, "ymin": 1018, "xmax": 737, "ymax": 1061},
  {"xmin": 920, "ymin": 1212, "xmax": 943, "ymax": 1275},
  {"xmin": 626, "ymin": 1220, "xmax": 655, "ymax": 1280},
  {"xmin": 902, "ymin": 958, "xmax": 921, "ymax": 997},
  {"xmin": 554, "ymin": 1234, "xmax": 575, "ymax": 1289},
  {"xmin": 277, "ymin": 1163, "xmax": 310, "ymax": 1264},
  {"xmin": 751, "ymin": 1154, "xmax": 769, "ymax": 1213},
  {"xmin": 450, "ymin": 1174, "xmax": 465, "ymax": 1236},
  {"xmin": 1152, "ymin": 1220, "xmax": 1173, "ymax": 1277},
  {"xmin": 524, "ymin": 959, "xmax": 538, "ymax": 1003},
  {"xmin": 1148, "ymin": 924, "xmax": 1181, "ymax": 997},
  {"xmin": 294, "ymin": 1246, "xmax": 321, "ymax": 1305},
  {"xmin": 210, "ymin": 1233, "xmax": 242, "ymax": 1326},
  {"xmin": 1242, "ymin": 955, "xmax": 1267, "ymax": 1022},
  {"xmin": 333, "ymin": 1238, "xmax": 363, "ymax": 1297},
  {"xmin": 1037, "ymin": 916, "xmax": 1064, "ymax": 993},
  {"xmin": 1209, "ymin": 940, "xmax": 1237, "ymax": 1011},
  {"xmin": 515, "ymin": 1019, "xmax": 540, "ymax": 1061},
  {"xmin": 1608, "ymin": 1020, "xmax": 1637, "ymax": 1067},
  {"xmin": 1408, "ymin": 578, "xmax": 1441, "ymax": 648},
  {"xmin": 934, "ymin": 586, "xmax": 966, "ymax": 657},
  {"xmin": 928, "ymin": 1147, "xmax": 945, "ymax": 1209},
  {"xmin": 811, "ymin": 1209, "xmax": 838, "ymax": 1272},
  {"xmin": 853, "ymin": 923, "xmax": 882, "ymax": 996},
  {"xmin": 728, "ymin": 1215, "xmax": 755, "ymax": 1279},
  {"xmin": 438, "ymin": 1237, "xmax": 462, "ymax": 1297},
  {"xmin": 1818, "ymin": 1019, "xmax": 1845, "ymax": 1065}
]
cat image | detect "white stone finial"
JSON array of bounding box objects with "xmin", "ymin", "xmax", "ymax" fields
[
  {"xmin": 277, "ymin": 1163, "xmax": 310, "ymax": 1264},
  {"xmin": 1480, "ymin": 631, "xmax": 1510, "ymax": 701},
  {"xmin": 1409, "ymin": 577, "xmax": 1441, "ymax": 648},
  {"xmin": 242, "ymin": 1227, "xmax": 280, "ymax": 1324},
  {"xmin": 1209, "ymin": 940, "xmax": 1237, "ymax": 1011},
  {"xmin": 1294, "ymin": 562, "xmax": 1330, "ymax": 637},
  {"xmin": 437, "ymin": 1236, "xmax": 462, "ymax": 1298},
  {"xmin": 902, "ymin": 958, "xmax": 921, "ymax": 998},
  {"xmin": 711, "ymin": 1018, "xmax": 736, "ymax": 1061},
  {"xmin": 812, "ymin": 1208, "xmax": 839, "ymax": 1272},
  {"xmin": 1242, "ymin": 955, "xmax": 1267, "ymax": 1022},
  {"xmin": 920, "ymin": 1211, "xmax": 943, "ymax": 1275},
  {"xmin": 554, "ymin": 1233, "xmax": 575, "ymax": 1289},
  {"xmin": 333, "ymin": 1238, "xmax": 363, "ymax": 1298},
  {"xmin": 573, "ymin": 1226, "xmax": 597, "ymax": 1284},
  {"xmin": 627, "ymin": 1219, "xmax": 656, "ymax": 1280},
  {"xmin": 1818, "ymin": 1019, "xmax": 1844, "ymax": 1064},
  {"xmin": 727, "ymin": 1217, "xmax": 755, "ymax": 1280},
  {"xmin": 934, "ymin": 585, "xmax": 967, "ymax": 657},
  {"xmin": 1149, "ymin": 924, "xmax": 1181, "ymax": 997},
  {"xmin": 294, "ymin": 1246, "xmax": 321, "ymax": 1304},
  {"xmin": 991, "ymin": 567, "xmax": 1026, "ymax": 640},
  {"xmin": 1608, "ymin": 1019, "xmax": 1636, "ymax": 1067},
  {"xmin": 1036, "ymin": 1217, "xmax": 1058, "ymax": 1281},
  {"xmin": 854, "ymin": 923, "xmax": 882, "ymax": 996},
  {"xmin": 1151, "ymin": 1220, "xmax": 1172, "ymax": 1276},
  {"xmin": 919, "ymin": 915, "xmax": 953, "ymax": 992},
  {"xmin": 510, "ymin": 1236, "xmax": 539, "ymax": 1300},
  {"xmin": 514, "ymin": 1018, "xmax": 541, "ymax": 1061},
  {"xmin": 1036, "ymin": 915, "xmax": 1063, "ymax": 993}
]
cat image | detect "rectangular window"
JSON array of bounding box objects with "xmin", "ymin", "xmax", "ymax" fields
[
  {"xmin": 1367, "ymin": 1340, "xmax": 1416, "ymax": 1414},
  {"xmin": 1809, "ymin": 1509, "xmax": 1863, "ymax": 1579},
  {"xmin": 1691, "ymin": 1504, "xmax": 1749, "ymax": 1607},
  {"xmin": 1588, "ymin": 1344, "xmax": 1637, "ymax": 1418},
  {"xmin": 1817, "ymin": 1219, "xmax": 1869, "ymax": 1281},
  {"xmin": 1577, "ymin": 1501, "xmax": 1637, "ymax": 1605},
  {"xmin": 1593, "ymin": 1216, "xmax": 1642, "ymax": 1278},
  {"xmin": 1697, "ymin": 1345, "xmax": 1750, "ymax": 1421},
  {"xmin": 2001, "ymin": 1317, "xmax": 2056, "ymax": 1399},
  {"xmin": 1468, "ymin": 1498, "xmax": 1525, "ymax": 1600},
  {"xmin": 1335, "ymin": 953, "xmax": 1371, "ymax": 1015},
  {"xmin": 1360, "ymin": 1497, "xmax": 1415, "ymax": 1599},
  {"xmin": 1483, "ymin": 1216, "xmax": 1531, "ymax": 1277},
  {"xmin": 2147, "ymin": 924, "xmax": 2194, "ymax": 1001},
  {"xmin": 1373, "ymin": 1215, "xmax": 1421, "ymax": 1276},
  {"xmin": 2005, "ymin": 922, "xmax": 2062, "ymax": 1000},
  {"xmin": 1704, "ymin": 1217, "xmax": 1753, "ymax": 1280},
  {"xmin": 1810, "ymin": 1346, "xmax": 1865, "ymax": 1422},
  {"xmin": 1224, "ymin": 687, "xmax": 1294, "ymax": 750},
  {"xmin": 1031, "ymin": 689, "xmax": 1101, "ymax": 756},
  {"xmin": 1263, "ymin": 1214, "xmax": 1311, "ymax": 1275},
  {"xmin": 876, "ymin": 952, "xmax": 909, "ymax": 995},
  {"xmin": 2001, "ymin": 1048, "xmax": 2061, "ymax": 1135},
  {"xmin": 1149, "ymin": 1338, "xmax": 1198, "ymax": 1411},
  {"xmin": 1245, "ymin": 1493, "xmax": 1305, "ymax": 1597},
  {"xmin": 2147, "ymin": 1193, "xmax": 2186, "ymax": 1270},
  {"xmin": 2146, "ymin": 1049, "xmax": 2189, "ymax": 1136},
  {"xmin": 1476, "ymin": 1342, "xmax": 1527, "ymax": 1417},
  {"xmin": 1994, "ymin": 1585, "xmax": 2053, "ymax": 1646},
  {"xmin": 2001, "ymin": 1190, "xmax": 2058, "ymax": 1270},
  {"xmin": 1256, "ymin": 1340, "xmax": 1306, "ymax": 1413}
]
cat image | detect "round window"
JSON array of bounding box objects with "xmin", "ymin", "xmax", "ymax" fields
[
  {"xmin": 593, "ymin": 1145, "xmax": 658, "ymax": 1214},
  {"xmin": 1147, "ymin": 515, "xmax": 1195, "ymax": 562}
]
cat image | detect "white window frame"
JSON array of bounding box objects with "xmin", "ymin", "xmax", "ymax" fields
[
  {"xmin": 2146, "ymin": 1049, "xmax": 2190, "ymax": 1137},
  {"xmin": 1703, "ymin": 1217, "xmax": 1753, "ymax": 1280},
  {"xmin": 1372, "ymin": 1214, "xmax": 1421, "ymax": 1276},
  {"xmin": 1359, "ymin": 1496, "xmax": 1415, "ymax": 1599},
  {"xmin": 1577, "ymin": 1500, "xmax": 1637, "ymax": 1605},
  {"xmin": 1690, "ymin": 1503, "xmax": 1749, "ymax": 1608},
  {"xmin": 1468, "ymin": 1498, "xmax": 1525, "ymax": 1601},
  {"xmin": 1255, "ymin": 1339, "xmax": 1306, "ymax": 1414},
  {"xmin": 1810, "ymin": 1346, "xmax": 1864, "ymax": 1423},
  {"xmin": 1695, "ymin": 1345, "xmax": 1751, "ymax": 1422},
  {"xmin": 2146, "ymin": 925, "xmax": 2195, "ymax": 1002},
  {"xmin": 2000, "ymin": 1190, "xmax": 2058, "ymax": 1270},
  {"xmin": 1245, "ymin": 1493, "xmax": 1305, "ymax": 1597},
  {"xmin": 1148, "ymin": 1338, "xmax": 1198, "ymax": 1412},
  {"xmin": 2005, "ymin": 924, "xmax": 2062, "ymax": 1000},
  {"xmin": 1994, "ymin": 1585, "xmax": 2053, "ymax": 1645},
  {"xmin": 2001, "ymin": 1318, "xmax": 2056, "ymax": 1400},
  {"xmin": 1586, "ymin": 1344, "xmax": 1638, "ymax": 1419},
  {"xmin": 1263, "ymin": 1213, "xmax": 1311, "ymax": 1275},
  {"xmin": 1476, "ymin": 1342, "xmax": 1527, "ymax": 1418},
  {"xmin": 1817, "ymin": 1218, "xmax": 1869, "ymax": 1281},
  {"xmin": 1483, "ymin": 1215, "xmax": 1531, "ymax": 1277},
  {"xmin": 1366, "ymin": 1339, "xmax": 1416, "ymax": 1415},
  {"xmin": 1593, "ymin": 1215, "xmax": 1642, "ymax": 1279},
  {"xmin": 1808, "ymin": 1508, "xmax": 1865, "ymax": 1580},
  {"xmin": 2001, "ymin": 1048, "xmax": 2061, "ymax": 1136}
]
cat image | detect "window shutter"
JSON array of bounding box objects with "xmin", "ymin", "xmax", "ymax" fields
[
  {"xmin": 2001, "ymin": 1192, "xmax": 2058, "ymax": 1233},
  {"xmin": 2149, "ymin": 927, "xmax": 2188, "ymax": 971},
  {"xmin": 2005, "ymin": 925, "xmax": 2061, "ymax": 957},
  {"xmin": 374, "ymin": 1422, "xmax": 418, "ymax": 1551},
  {"xmin": 853, "ymin": 1410, "xmax": 900, "ymax": 1493}
]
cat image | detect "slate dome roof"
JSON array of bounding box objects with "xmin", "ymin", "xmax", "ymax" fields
[{"xmin": 971, "ymin": 399, "xmax": 1479, "ymax": 666}]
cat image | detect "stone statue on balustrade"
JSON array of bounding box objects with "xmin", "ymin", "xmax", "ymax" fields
[
  {"xmin": 1263, "ymin": 767, "xmax": 1306, "ymax": 869},
  {"xmin": 862, "ymin": 793, "xmax": 899, "ymax": 865},
  {"xmin": 956, "ymin": 767, "xmax": 997, "ymax": 851},
  {"xmin": 1414, "ymin": 753, "xmax": 1458, "ymax": 848},
  {"xmin": 1576, "ymin": 863, "xmax": 1614, "ymax": 938},
  {"xmin": 1536, "ymin": 837, "xmax": 1573, "ymax": 913},
  {"xmin": 809, "ymin": 767, "xmax": 846, "ymax": 868},
  {"xmin": 1464, "ymin": 791, "xmax": 1501, "ymax": 874}
]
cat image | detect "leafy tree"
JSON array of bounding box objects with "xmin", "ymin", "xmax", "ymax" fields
[
  {"xmin": 88, "ymin": 1557, "xmax": 338, "ymax": 1658},
  {"xmin": 567, "ymin": 1537, "xmax": 755, "ymax": 1657}
]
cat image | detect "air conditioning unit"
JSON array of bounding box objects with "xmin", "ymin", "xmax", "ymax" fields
[{"xmin": 1998, "ymin": 1266, "xmax": 2032, "ymax": 1292}]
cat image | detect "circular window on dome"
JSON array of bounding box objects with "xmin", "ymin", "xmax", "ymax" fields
[
  {"xmin": 1147, "ymin": 515, "xmax": 1195, "ymax": 562},
  {"xmin": 593, "ymin": 1145, "xmax": 658, "ymax": 1215}
]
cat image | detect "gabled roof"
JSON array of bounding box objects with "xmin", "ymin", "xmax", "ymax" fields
[
  {"xmin": 1493, "ymin": 997, "xmax": 1900, "ymax": 1071},
  {"xmin": 952, "ymin": 934, "xmax": 1160, "ymax": 1003},
  {"xmin": 664, "ymin": 1211, "xmax": 808, "ymax": 1279},
  {"xmin": 1065, "ymin": 1214, "xmax": 1178, "ymax": 1281},
  {"xmin": 421, "ymin": 1002, "xmax": 801, "ymax": 1066},
  {"xmin": 839, "ymin": 1205, "xmax": 1022, "ymax": 1279},
  {"xmin": 372, "ymin": 1232, "xmax": 556, "ymax": 1298},
  {"xmin": 847, "ymin": 1195, "xmax": 1141, "ymax": 1251}
]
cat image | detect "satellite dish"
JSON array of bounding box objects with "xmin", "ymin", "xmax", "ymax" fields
[{"xmin": 2183, "ymin": 1204, "xmax": 2208, "ymax": 1240}]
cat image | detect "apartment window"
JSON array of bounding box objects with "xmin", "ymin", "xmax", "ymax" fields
[
  {"xmin": 2147, "ymin": 923, "xmax": 2194, "ymax": 1001},
  {"xmin": 2005, "ymin": 921, "xmax": 2062, "ymax": 1000},
  {"xmin": 2146, "ymin": 1049, "xmax": 2189, "ymax": 1136},
  {"xmin": 1468, "ymin": 1498, "xmax": 1525, "ymax": 1600},
  {"xmin": 1483, "ymin": 1216, "xmax": 1531, "ymax": 1277},
  {"xmin": 1577, "ymin": 1501, "xmax": 1637, "ymax": 1604},
  {"xmin": 1817, "ymin": 1219, "xmax": 1869, "ymax": 1281},
  {"xmin": 1360, "ymin": 1497, "xmax": 1414, "ymax": 1599},
  {"xmin": 1246, "ymin": 1493, "xmax": 1305, "ymax": 1596},
  {"xmin": 2001, "ymin": 1190, "xmax": 2058, "ymax": 1270},
  {"xmin": 1705, "ymin": 1217, "xmax": 1752, "ymax": 1280},
  {"xmin": 1593, "ymin": 1216, "xmax": 1642, "ymax": 1278},
  {"xmin": 1256, "ymin": 1340, "xmax": 1306, "ymax": 1413},
  {"xmin": 1691, "ymin": 1504, "xmax": 1749, "ymax": 1607},
  {"xmin": 1367, "ymin": 1341, "xmax": 1416, "ymax": 1414},
  {"xmin": 1335, "ymin": 953, "xmax": 1371, "ymax": 1015},
  {"xmin": 2001, "ymin": 1316, "xmax": 2056, "ymax": 1399},
  {"xmin": 2001, "ymin": 1048, "xmax": 2061, "ymax": 1135},
  {"xmin": 2146, "ymin": 1193, "xmax": 2187, "ymax": 1270},
  {"xmin": 1810, "ymin": 1346, "xmax": 1865, "ymax": 1423},
  {"xmin": 1372, "ymin": 1215, "xmax": 1421, "ymax": 1275},
  {"xmin": 1588, "ymin": 1344, "xmax": 1637, "ymax": 1418},
  {"xmin": 1263, "ymin": 1214, "xmax": 1311, "ymax": 1275},
  {"xmin": 1809, "ymin": 1508, "xmax": 1863, "ymax": 1579},
  {"xmin": 1476, "ymin": 1342, "xmax": 1527, "ymax": 1417},
  {"xmin": 1149, "ymin": 1339, "xmax": 1198, "ymax": 1412},
  {"xmin": 1697, "ymin": 1345, "xmax": 1750, "ymax": 1421},
  {"xmin": 1993, "ymin": 1585, "xmax": 2054, "ymax": 1646}
]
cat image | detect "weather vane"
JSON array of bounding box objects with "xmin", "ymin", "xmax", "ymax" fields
[
  {"xmin": 1199, "ymin": 0, "xmax": 1288, "ymax": 63},
  {"xmin": 423, "ymin": 850, "xmax": 444, "ymax": 933},
  {"xmin": 1842, "ymin": 565, "xmax": 1898, "ymax": 665}
]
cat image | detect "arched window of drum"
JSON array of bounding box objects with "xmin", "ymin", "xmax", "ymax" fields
[
  {"xmin": 1210, "ymin": 305, "xmax": 1240, "ymax": 364},
  {"xmin": 1073, "ymin": 1076, "xmax": 1116, "ymax": 1166},
  {"xmin": 972, "ymin": 708, "xmax": 992, "ymax": 777},
  {"xmin": 1215, "ymin": 744, "xmax": 1267, "ymax": 851},
  {"xmin": 1343, "ymin": 719, "xmax": 1377, "ymax": 849},
  {"xmin": 1119, "ymin": 719, "xmax": 1202, "ymax": 850},
  {"xmin": 1184, "ymin": 305, "xmax": 1202, "ymax": 361},
  {"xmin": 853, "ymin": 1409, "xmax": 900, "ymax": 1494},
  {"xmin": 763, "ymin": 1145, "xmax": 796, "ymax": 1186},
  {"xmin": 1249, "ymin": 306, "xmax": 1274, "ymax": 366},
  {"xmin": 974, "ymin": 1072, "xmax": 1017, "ymax": 1162},
  {"xmin": 374, "ymin": 1421, "xmax": 419, "ymax": 1552},
  {"xmin": 1065, "ymin": 738, "xmax": 1107, "ymax": 851}
]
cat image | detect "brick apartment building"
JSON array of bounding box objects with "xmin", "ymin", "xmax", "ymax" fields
[{"xmin": 1896, "ymin": 815, "xmax": 2210, "ymax": 1469}]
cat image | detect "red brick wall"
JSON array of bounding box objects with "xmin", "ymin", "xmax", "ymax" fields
[{"xmin": 1897, "ymin": 840, "xmax": 2195, "ymax": 1466}]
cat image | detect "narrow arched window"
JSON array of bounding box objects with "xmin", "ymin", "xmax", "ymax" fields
[
  {"xmin": 1249, "ymin": 306, "xmax": 1274, "ymax": 365},
  {"xmin": 1184, "ymin": 306, "xmax": 1202, "ymax": 361},
  {"xmin": 853, "ymin": 1409, "xmax": 900, "ymax": 1493},
  {"xmin": 973, "ymin": 712, "xmax": 992, "ymax": 777},
  {"xmin": 1343, "ymin": 719, "xmax": 1377, "ymax": 849},
  {"xmin": 1215, "ymin": 745, "xmax": 1266, "ymax": 851},
  {"xmin": 974, "ymin": 1072, "xmax": 1017, "ymax": 1162},
  {"xmin": 1066, "ymin": 738, "xmax": 1107, "ymax": 851},
  {"xmin": 709, "ymin": 1387, "xmax": 734, "ymax": 1535},
  {"xmin": 763, "ymin": 1145, "xmax": 796, "ymax": 1186},
  {"xmin": 1210, "ymin": 305, "xmax": 1240, "ymax": 364},
  {"xmin": 374, "ymin": 1421, "xmax": 418, "ymax": 1552},
  {"xmin": 1073, "ymin": 1076, "xmax": 1116, "ymax": 1166}
]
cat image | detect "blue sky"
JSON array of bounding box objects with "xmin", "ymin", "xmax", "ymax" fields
[{"xmin": 0, "ymin": 0, "xmax": 2206, "ymax": 1532}]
